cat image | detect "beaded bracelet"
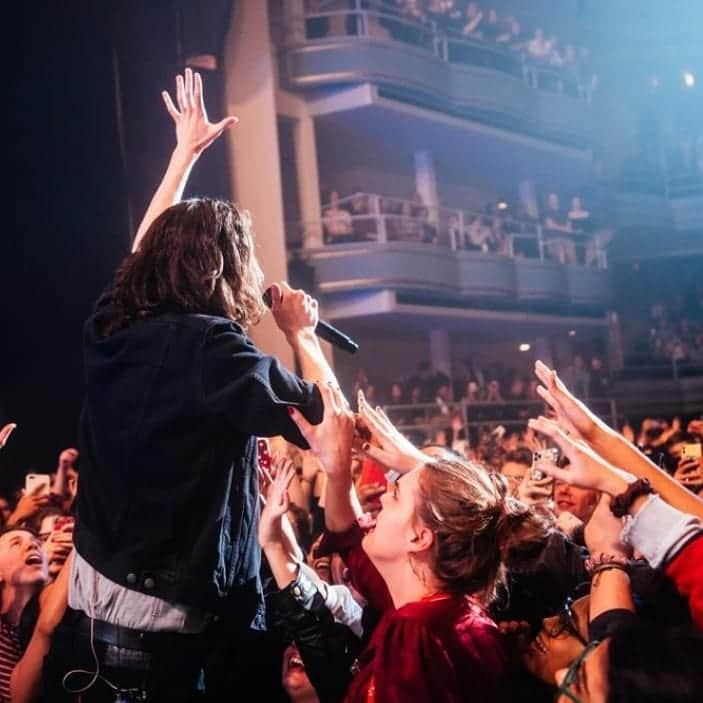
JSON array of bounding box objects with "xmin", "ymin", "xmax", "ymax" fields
[{"xmin": 585, "ymin": 552, "xmax": 629, "ymax": 575}]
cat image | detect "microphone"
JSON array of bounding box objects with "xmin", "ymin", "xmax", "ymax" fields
[{"xmin": 263, "ymin": 287, "xmax": 359, "ymax": 355}]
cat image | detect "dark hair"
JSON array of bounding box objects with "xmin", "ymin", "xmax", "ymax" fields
[
  {"xmin": 504, "ymin": 447, "xmax": 533, "ymax": 467},
  {"xmin": 606, "ymin": 621, "xmax": 703, "ymax": 703},
  {"xmin": 0, "ymin": 525, "xmax": 40, "ymax": 540},
  {"xmin": 416, "ymin": 460, "xmax": 551, "ymax": 604},
  {"xmin": 100, "ymin": 198, "xmax": 265, "ymax": 337}
]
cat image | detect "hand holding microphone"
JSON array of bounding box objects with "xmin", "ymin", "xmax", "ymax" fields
[{"xmin": 264, "ymin": 282, "xmax": 358, "ymax": 354}]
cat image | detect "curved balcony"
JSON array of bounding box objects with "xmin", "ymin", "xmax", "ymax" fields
[
  {"xmin": 301, "ymin": 242, "xmax": 611, "ymax": 310},
  {"xmin": 280, "ymin": 4, "xmax": 592, "ymax": 148}
]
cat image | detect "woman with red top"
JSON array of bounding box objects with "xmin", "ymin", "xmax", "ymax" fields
[{"xmin": 289, "ymin": 384, "xmax": 550, "ymax": 703}]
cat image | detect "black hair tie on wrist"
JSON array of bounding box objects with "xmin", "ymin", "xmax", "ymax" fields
[{"xmin": 610, "ymin": 478, "xmax": 654, "ymax": 518}]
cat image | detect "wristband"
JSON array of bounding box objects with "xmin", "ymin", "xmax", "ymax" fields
[{"xmin": 610, "ymin": 478, "xmax": 654, "ymax": 518}]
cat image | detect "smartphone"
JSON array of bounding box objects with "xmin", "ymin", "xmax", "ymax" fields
[
  {"xmin": 681, "ymin": 443, "xmax": 702, "ymax": 460},
  {"xmin": 531, "ymin": 449, "xmax": 559, "ymax": 481},
  {"xmin": 257, "ymin": 438, "xmax": 273, "ymax": 476},
  {"xmin": 25, "ymin": 473, "xmax": 51, "ymax": 496}
]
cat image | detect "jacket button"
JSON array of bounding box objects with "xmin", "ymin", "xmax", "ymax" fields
[
  {"xmin": 143, "ymin": 577, "xmax": 155, "ymax": 590},
  {"xmin": 126, "ymin": 573, "xmax": 137, "ymax": 585}
]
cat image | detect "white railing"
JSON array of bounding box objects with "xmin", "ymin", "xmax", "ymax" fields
[
  {"xmin": 299, "ymin": 192, "xmax": 608, "ymax": 269},
  {"xmin": 282, "ymin": 0, "xmax": 591, "ymax": 100}
]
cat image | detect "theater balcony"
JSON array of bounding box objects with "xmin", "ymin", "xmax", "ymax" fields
[
  {"xmin": 290, "ymin": 194, "xmax": 613, "ymax": 337},
  {"xmin": 276, "ymin": 1, "xmax": 593, "ymax": 150}
]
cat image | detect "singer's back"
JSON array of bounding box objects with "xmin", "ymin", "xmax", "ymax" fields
[{"xmin": 73, "ymin": 197, "xmax": 323, "ymax": 627}]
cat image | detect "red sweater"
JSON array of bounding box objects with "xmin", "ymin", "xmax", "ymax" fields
[
  {"xmin": 665, "ymin": 534, "xmax": 703, "ymax": 630},
  {"xmin": 318, "ymin": 526, "xmax": 510, "ymax": 703}
]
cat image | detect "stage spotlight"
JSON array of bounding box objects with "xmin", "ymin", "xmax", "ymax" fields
[
  {"xmin": 497, "ymin": 201, "xmax": 508, "ymax": 211},
  {"xmin": 519, "ymin": 343, "xmax": 531, "ymax": 352},
  {"xmin": 568, "ymin": 329, "xmax": 576, "ymax": 337},
  {"xmin": 683, "ymin": 71, "xmax": 695, "ymax": 88}
]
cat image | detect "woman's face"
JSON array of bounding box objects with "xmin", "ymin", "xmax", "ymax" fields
[
  {"xmin": 362, "ymin": 469, "xmax": 422, "ymax": 564},
  {"xmin": 523, "ymin": 596, "xmax": 590, "ymax": 685}
]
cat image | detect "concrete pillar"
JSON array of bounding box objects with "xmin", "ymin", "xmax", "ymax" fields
[
  {"xmin": 430, "ymin": 328, "xmax": 452, "ymax": 380},
  {"xmin": 294, "ymin": 114, "xmax": 323, "ymax": 248},
  {"xmin": 414, "ymin": 150, "xmax": 439, "ymax": 221},
  {"xmin": 282, "ymin": 0, "xmax": 306, "ymax": 44},
  {"xmin": 518, "ymin": 179, "xmax": 539, "ymax": 219},
  {"xmin": 223, "ymin": 0, "xmax": 293, "ymax": 367}
]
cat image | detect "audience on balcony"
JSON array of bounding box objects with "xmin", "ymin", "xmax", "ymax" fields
[
  {"xmin": 305, "ymin": 1, "xmax": 593, "ymax": 93},
  {"xmin": 318, "ymin": 186, "xmax": 612, "ymax": 267},
  {"xmin": 322, "ymin": 190, "xmax": 355, "ymax": 243}
]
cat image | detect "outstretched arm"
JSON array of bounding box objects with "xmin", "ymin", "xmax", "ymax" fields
[
  {"xmin": 131, "ymin": 67, "xmax": 237, "ymax": 252},
  {"xmin": 534, "ymin": 360, "xmax": 703, "ymax": 518}
]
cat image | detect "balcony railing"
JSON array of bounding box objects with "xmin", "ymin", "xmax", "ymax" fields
[
  {"xmin": 381, "ymin": 397, "xmax": 618, "ymax": 440},
  {"xmin": 297, "ymin": 192, "xmax": 609, "ymax": 269},
  {"xmin": 281, "ymin": 0, "xmax": 591, "ymax": 101}
]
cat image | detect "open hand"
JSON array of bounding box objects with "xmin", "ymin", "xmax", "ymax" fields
[
  {"xmin": 528, "ymin": 415, "xmax": 631, "ymax": 497},
  {"xmin": 534, "ymin": 360, "xmax": 597, "ymax": 441},
  {"xmin": 258, "ymin": 459, "xmax": 296, "ymax": 550},
  {"xmin": 288, "ymin": 383, "xmax": 355, "ymax": 479},
  {"xmin": 162, "ymin": 67, "xmax": 238, "ymax": 157},
  {"xmin": 355, "ymin": 389, "xmax": 427, "ymax": 474}
]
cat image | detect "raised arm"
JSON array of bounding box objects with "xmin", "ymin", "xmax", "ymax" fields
[
  {"xmin": 534, "ymin": 360, "xmax": 703, "ymax": 518},
  {"xmin": 289, "ymin": 383, "xmax": 360, "ymax": 533},
  {"xmin": 131, "ymin": 67, "xmax": 237, "ymax": 253}
]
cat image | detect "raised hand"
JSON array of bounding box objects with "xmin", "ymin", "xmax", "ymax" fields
[
  {"xmin": 534, "ymin": 360, "xmax": 597, "ymax": 441},
  {"xmin": 162, "ymin": 67, "xmax": 238, "ymax": 158},
  {"xmin": 355, "ymin": 389, "xmax": 427, "ymax": 474},
  {"xmin": 527, "ymin": 415, "xmax": 630, "ymax": 497},
  {"xmin": 288, "ymin": 383, "xmax": 355, "ymax": 479},
  {"xmin": 0, "ymin": 423, "xmax": 17, "ymax": 449},
  {"xmin": 584, "ymin": 494, "xmax": 630, "ymax": 559},
  {"xmin": 8, "ymin": 484, "xmax": 51, "ymax": 526},
  {"xmin": 258, "ymin": 459, "xmax": 296, "ymax": 551},
  {"xmin": 517, "ymin": 473, "xmax": 554, "ymax": 508}
]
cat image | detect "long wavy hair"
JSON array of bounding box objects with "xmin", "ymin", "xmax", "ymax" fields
[{"xmin": 99, "ymin": 198, "xmax": 265, "ymax": 337}]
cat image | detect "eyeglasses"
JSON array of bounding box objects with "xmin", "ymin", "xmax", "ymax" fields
[
  {"xmin": 556, "ymin": 639, "xmax": 600, "ymax": 703},
  {"xmin": 546, "ymin": 596, "xmax": 588, "ymax": 646}
]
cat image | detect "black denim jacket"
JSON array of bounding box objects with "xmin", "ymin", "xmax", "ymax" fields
[{"xmin": 74, "ymin": 301, "xmax": 322, "ymax": 631}]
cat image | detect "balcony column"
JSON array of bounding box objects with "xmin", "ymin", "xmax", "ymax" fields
[
  {"xmin": 429, "ymin": 328, "xmax": 452, "ymax": 384},
  {"xmin": 414, "ymin": 150, "xmax": 440, "ymax": 222},
  {"xmin": 282, "ymin": 0, "xmax": 306, "ymax": 44},
  {"xmin": 518, "ymin": 179, "xmax": 539, "ymax": 219},
  {"xmin": 223, "ymin": 0, "xmax": 293, "ymax": 367},
  {"xmin": 294, "ymin": 114, "xmax": 324, "ymax": 248}
]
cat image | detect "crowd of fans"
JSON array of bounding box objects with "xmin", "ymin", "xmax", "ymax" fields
[
  {"xmin": 625, "ymin": 293, "xmax": 703, "ymax": 367},
  {"xmin": 321, "ymin": 189, "xmax": 612, "ymax": 267},
  {"xmin": 2, "ymin": 358, "xmax": 700, "ymax": 701}
]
